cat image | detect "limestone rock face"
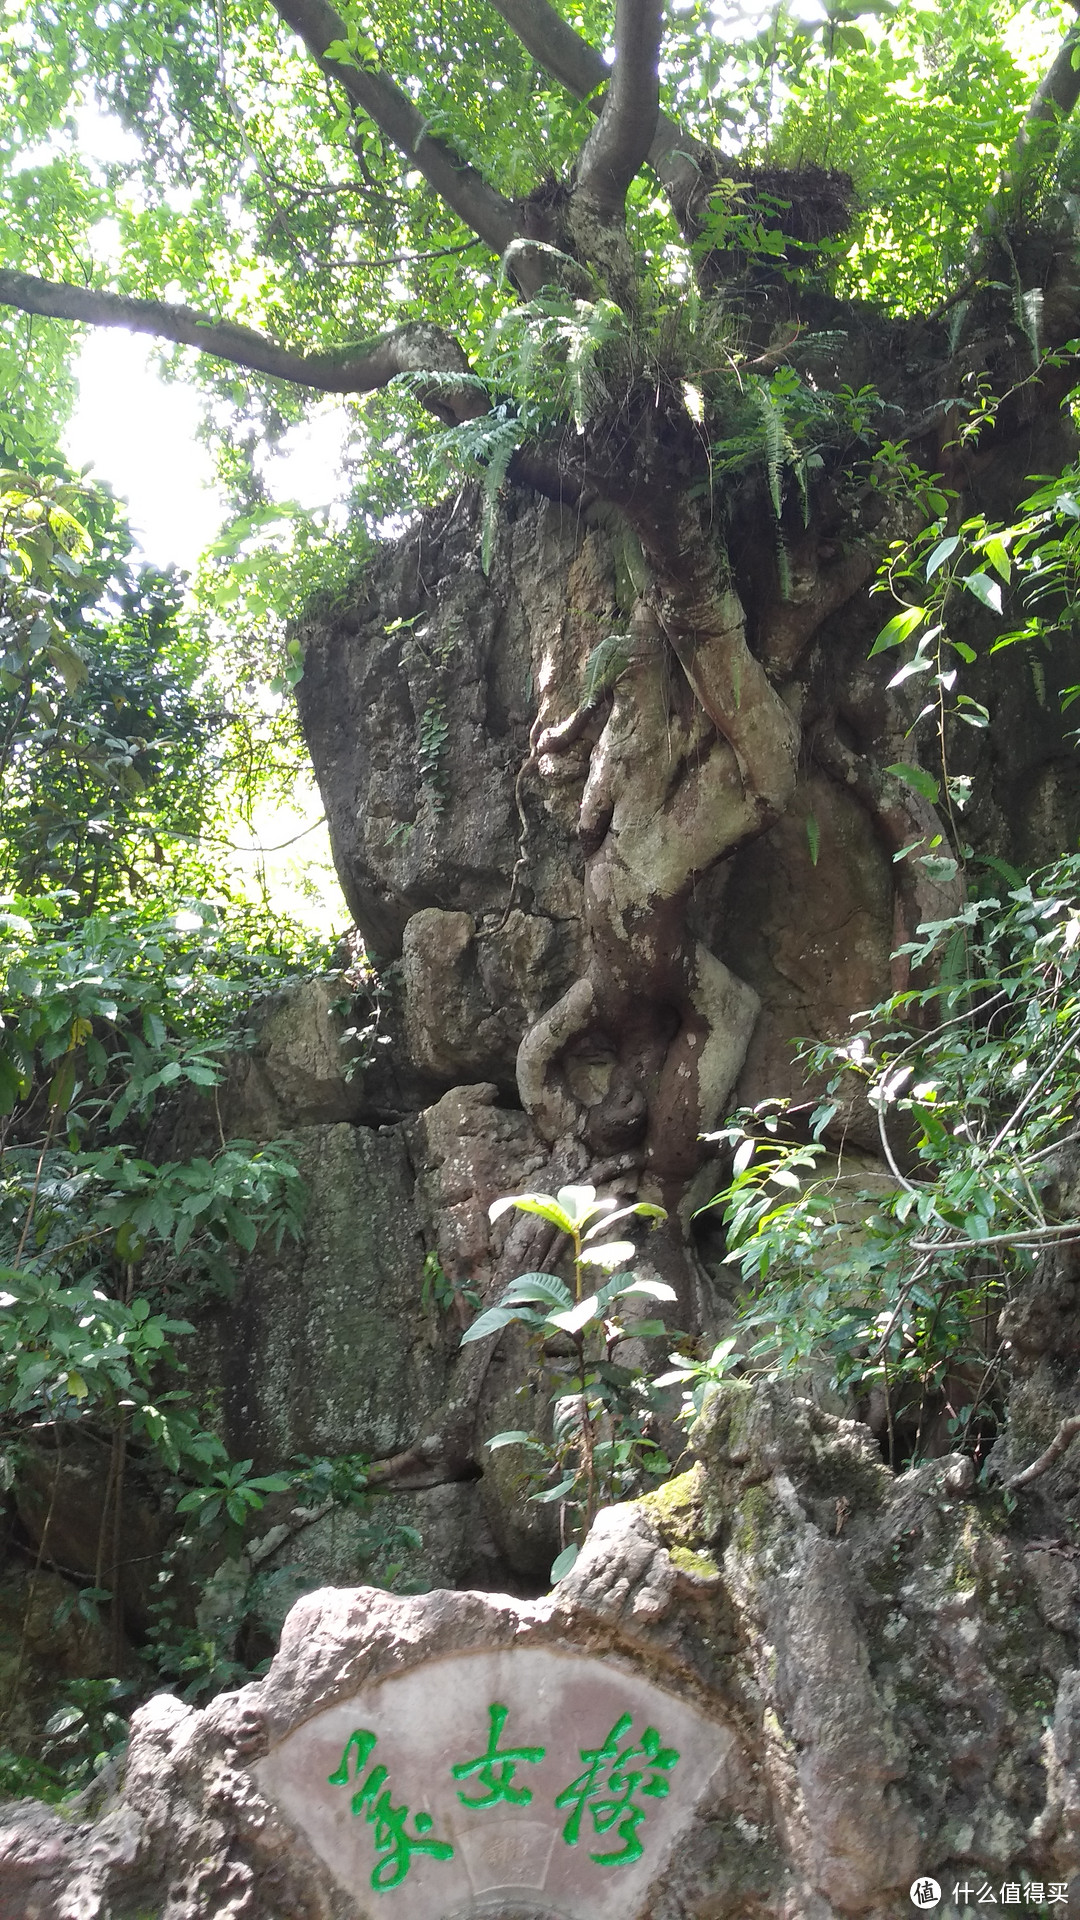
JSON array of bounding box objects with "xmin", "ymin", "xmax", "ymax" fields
[
  {"xmin": 3, "ymin": 1385, "xmax": 1078, "ymax": 1918},
  {"xmin": 206, "ymin": 1121, "xmax": 441, "ymax": 1467},
  {"xmin": 294, "ymin": 493, "xmax": 594, "ymax": 958},
  {"xmin": 296, "ymin": 485, "xmax": 1080, "ymax": 1149},
  {"xmin": 227, "ymin": 978, "xmax": 369, "ymax": 1134}
]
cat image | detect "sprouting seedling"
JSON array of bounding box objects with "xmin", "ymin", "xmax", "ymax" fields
[{"xmin": 462, "ymin": 1184, "xmax": 671, "ymax": 1563}]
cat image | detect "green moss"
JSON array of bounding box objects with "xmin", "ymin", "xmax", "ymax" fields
[
  {"xmin": 667, "ymin": 1544, "xmax": 720, "ymax": 1579},
  {"xmin": 733, "ymin": 1480, "xmax": 777, "ymax": 1556},
  {"xmin": 637, "ymin": 1464, "xmax": 708, "ymax": 1551}
]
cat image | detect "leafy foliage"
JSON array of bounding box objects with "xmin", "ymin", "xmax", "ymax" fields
[
  {"xmin": 464, "ymin": 1184, "xmax": 672, "ymax": 1578},
  {"xmin": 698, "ymin": 853, "xmax": 1080, "ymax": 1466},
  {"xmin": 0, "ymin": 439, "xmax": 354, "ymax": 1780},
  {"xmin": 0, "ymin": 462, "xmax": 219, "ymax": 906},
  {"xmin": 0, "ymin": 1676, "xmax": 133, "ymax": 1801}
]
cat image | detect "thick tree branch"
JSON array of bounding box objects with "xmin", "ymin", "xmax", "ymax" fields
[
  {"xmin": 489, "ymin": 0, "xmax": 607, "ymax": 100},
  {"xmin": 270, "ymin": 0, "xmax": 521, "ymax": 255},
  {"xmin": 0, "ymin": 270, "xmax": 489, "ymax": 422},
  {"xmin": 969, "ymin": 5, "xmax": 1080, "ymax": 261},
  {"xmin": 1016, "ymin": 5, "xmax": 1080, "ymax": 165},
  {"xmin": 487, "ymin": 0, "xmax": 711, "ymax": 235},
  {"xmin": 573, "ymin": 0, "xmax": 663, "ymax": 219}
]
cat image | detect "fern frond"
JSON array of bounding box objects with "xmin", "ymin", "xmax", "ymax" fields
[
  {"xmin": 999, "ymin": 235, "xmax": 1042, "ymax": 362},
  {"xmin": 751, "ymin": 385, "xmax": 787, "ymax": 521},
  {"xmin": 408, "ymin": 401, "xmax": 525, "ymax": 574},
  {"xmin": 389, "ymin": 369, "xmax": 490, "ymax": 402},
  {"xmin": 479, "ymin": 417, "xmax": 526, "ymax": 573},
  {"xmin": 560, "ymin": 298, "xmax": 626, "ymax": 433},
  {"xmin": 1021, "ymin": 287, "xmax": 1043, "ymax": 361}
]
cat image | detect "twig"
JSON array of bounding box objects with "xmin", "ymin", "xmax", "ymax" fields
[
  {"xmin": 110, "ymin": 1415, "xmax": 128, "ymax": 1666},
  {"xmin": 986, "ymin": 1034, "xmax": 1076, "ymax": 1156},
  {"xmin": 15, "ymin": 1110, "xmax": 57, "ymax": 1264},
  {"xmin": 875, "ymin": 1088, "xmax": 918, "ymax": 1195},
  {"xmin": 1008, "ymin": 1414, "xmax": 1080, "ymax": 1490},
  {"xmin": 872, "ymin": 1255, "xmax": 934, "ymax": 1359},
  {"xmin": 226, "ymin": 815, "xmax": 326, "ymax": 855},
  {"xmin": 312, "ymin": 241, "xmax": 484, "ymax": 269},
  {"xmin": 910, "ymin": 1220, "xmax": 1080, "ymax": 1255}
]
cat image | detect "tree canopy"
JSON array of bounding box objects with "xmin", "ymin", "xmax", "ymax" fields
[{"xmin": 1, "ymin": 0, "xmax": 1077, "ymax": 494}]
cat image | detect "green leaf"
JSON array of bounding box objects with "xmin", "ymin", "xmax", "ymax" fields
[
  {"xmin": 531, "ymin": 1473, "xmax": 580, "ymax": 1504},
  {"xmin": 550, "ymin": 1544, "xmax": 579, "ymax": 1582},
  {"xmin": 581, "ymin": 1201, "xmax": 665, "ymax": 1240},
  {"xmin": 460, "ymin": 1304, "xmax": 542, "ymax": 1344},
  {"xmin": 604, "ymin": 1277, "xmax": 678, "ymax": 1303},
  {"xmin": 553, "ymin": 1184, "xmax": 599, "ymax": 1225},
  {"xmin": 47, "ymin": 1055, "xmax": 76, "ymax": 1112},
  {"xmin": 956, "ymin": 694, "xmax": 990, "ymax": 729},
  {"xmin": 962, "ymin": 570, "xmax": 1002, "ymax": 614},
  {"xmin": 732, "ymin": 1136, "xmax": 756, "ymax": 1175},
  {"xmin": 805, "ymin": 813, "xmax": 820, "ymax": 866},
  {"xmin": 919, "ymin": 855, "xmax": 959, "ymax": 883},
  {"xmin": 489, "ymin": 1192, "xmax": 574, "ymax": 1234},
  {"xmin": 548, "ymin": 1295, "xmax": 600, "ymax": 1334},
  {"xmin": 886, "ymin": 762, "xmax": 940, "ymax": 804},
  {"xmin": 578, "ymin": 1240, "xmax": 637, "ymax": 1268},
  {"xmin": 45, "ymin": 640, "xmax": 89, "ymax": 694},
  {"xmin": 869, "ymin": 606, "xmax": 925, "ymax": 656},
  {"xmin": 0, "ymin": 1053, "xmax": 20, "ymax": 1116},
  {"xmin": 500, "ymin": 1272, "xmax": 573, "ymax": 1310},
  {"xmin": 925, "ymin": 534, "xmax": 959, "ymax": 579}
]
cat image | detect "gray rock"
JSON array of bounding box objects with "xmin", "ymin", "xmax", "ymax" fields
[
  {"xmin": 5, "ymin": 1385, "xmax": 1078, "ymax": 1917},
  {"xmin": 206, "ymin": 1121, "xmax": 446, "ymax": 1467}
]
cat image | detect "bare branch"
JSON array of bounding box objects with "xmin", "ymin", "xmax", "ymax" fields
[
  {"xmin": 574, "ymin": 0, "xmax": 664, "ymax": 219},
  {"xmin": 912, "ymin": 1221, "xmax": 1080, "ymax": 1255},
  {"xmin": 0, "ymin": 270, "xmax": 490, "ymax": 422},
  {"xmin": 270, "ymin": 0, "xmax": 521, "ymax": 254},
  {"xmin": 316, "ymin": 240, "xmax": 484, "ymax": 270}
]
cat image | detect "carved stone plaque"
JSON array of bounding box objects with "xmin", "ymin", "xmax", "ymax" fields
[{"xmin": 255, "ymin": 1646, "xmax": 731, "ymax": 1919}]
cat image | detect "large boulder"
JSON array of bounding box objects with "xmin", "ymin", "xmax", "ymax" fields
[{"xmin": 3, "ymin": 1385, "xmax": 1078, "ymax": 1918}]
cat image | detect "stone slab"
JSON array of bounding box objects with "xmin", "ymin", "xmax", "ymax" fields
[{"xmin": 254, "ymin": 1645, "xmax": 731, "ymax": 1919}]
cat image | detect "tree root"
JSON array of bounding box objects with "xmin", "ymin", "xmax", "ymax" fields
[{"xmin": 1007, "ymin": 1415, "xmax": 1080, "ymax": 1490}]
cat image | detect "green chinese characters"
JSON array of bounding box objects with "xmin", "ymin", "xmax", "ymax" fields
[
  {"xmin": 328, "ymin": 1730, "xmax": 455, "ymax": 1892},
  {"xmin": 328, "ymin": 1703, "xmax": 682, "ymax": 1893},
  {"xmin": 452, "ymin": 1702, "xmax": 546, "ymax": 1807},
  {"xmin": 555, "ymin": 1712, "xmax": 681, "ymax": 1867},
  {"xmin": 451, "ymin": 1703, "xmax": 682, "ymax": 1869}
]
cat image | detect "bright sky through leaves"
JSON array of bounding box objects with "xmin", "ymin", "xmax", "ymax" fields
[{"xmin": 63, "ymin": 328, "xmax": 351, "ymax": 574}]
